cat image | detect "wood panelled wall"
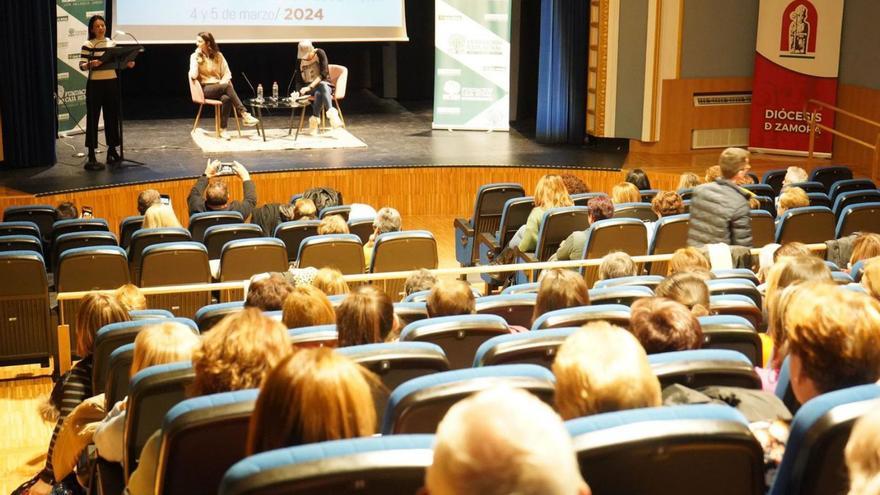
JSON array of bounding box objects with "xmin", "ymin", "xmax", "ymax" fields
[
  {"xmin": 834, "ymin": 84, "xmax": 880, "ymax": 180},
  {"xmin": 0, "ymin": 167, "xmax": 683, "ymax": 235},
  {"xmin": 630, "ymin": 77, "xmax": 753, "ymax": 154}
]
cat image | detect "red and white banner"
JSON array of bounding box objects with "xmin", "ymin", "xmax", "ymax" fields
[{"xmin": 749, "ymin": 0, "xmax": 845, "ymax": 156}]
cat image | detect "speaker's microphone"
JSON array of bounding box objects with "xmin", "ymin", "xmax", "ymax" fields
[
  {"xmin": 286, "ymin": 69, "xmax": 297, "ymax": 97},
  {"xmin": 115, "ymin": 30, "xmax": 127, "ymax": 36},
  {"xmin": 241, "ymin": 72, "xmax": 257, "ymax": 97}
]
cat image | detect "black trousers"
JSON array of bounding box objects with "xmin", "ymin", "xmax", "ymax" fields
[
  {"xmin": 203, "ymin": 82, "xmax": 247, "ymax": 129},
  {"xmin": 85, "ymin": 78, "xmax": 120, "ymax": 149}
]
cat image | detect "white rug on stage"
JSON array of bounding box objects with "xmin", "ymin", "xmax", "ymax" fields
[{"xmin": 191, "ymin": 126, "xmax": 367, "ymax": 153}]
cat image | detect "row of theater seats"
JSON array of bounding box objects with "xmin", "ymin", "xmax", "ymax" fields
[{"xmin": 91, "ymin": 308, "xmax": 880, "ymax": 495}]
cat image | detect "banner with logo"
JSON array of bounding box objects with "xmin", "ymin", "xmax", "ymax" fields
[
  {"xmin": 748, "ymin": 0, "xmax": 844, "ymax": 156},
  {"xmin": 432, "ymin": 0, "xmax": 511, "ymax": 131},
  {"xmin": 56, "ymin": 0, "xmax": 105, "ymax": 135}
]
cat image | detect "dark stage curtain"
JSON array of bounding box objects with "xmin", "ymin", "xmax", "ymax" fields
[
  {"xmin": 0, "ymin": 0, "xmax": 57, "ymax": 168},
  {"xmin": 535, "ymin": 0, "xmax": 588, "ymax": 145}
]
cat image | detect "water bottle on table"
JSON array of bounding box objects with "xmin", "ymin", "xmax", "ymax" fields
[
  {"xmin": 256, "ymin": 83, "xmax": 264, "ymax": 102},
  {"xmin": 272, "ymin": 81, "xmax": 279, "ymax": 101}
]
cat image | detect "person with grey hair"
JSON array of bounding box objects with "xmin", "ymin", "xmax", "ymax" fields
[
  {"xmin": 137, "ymin": 189, "xmax": 162, "ymax": 215},
  {"xmin": 293, "ymin": 40, "xmax": 340, "ymax": 135},
  {"xmin": 425, "ymin": 387, "xmax": 591, "ymax": 495},
  {"xmin": 363, "ymin": 207, "xmax": 402, "ymax": 268},
  {"xmin": 782, "ymin": 166, "xmax": 808, "ymax": 187},
  {"xmin": 687, "ymin": 147, "xmax": 753, "ymax": 247}
]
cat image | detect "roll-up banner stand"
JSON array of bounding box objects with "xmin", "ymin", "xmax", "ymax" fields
[
  {"xmin": 57, "ymin": 0, "xmax": 106, "ymax": 136},
  {"xmin": 749, "ymin": 0, "xmax": 845, "ymax": 157},
  {"xmin": 432, "ymin": 0, "xmax": 511, "ymax": 131}
]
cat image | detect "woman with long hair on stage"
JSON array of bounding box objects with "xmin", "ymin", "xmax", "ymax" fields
[
  {"xmin": 188, "ymin": 32, "xmax": 259, "ymax": 139},
  {"xmin": 79, "ymin": 15, "xmax": 134, "ymax": 171}
]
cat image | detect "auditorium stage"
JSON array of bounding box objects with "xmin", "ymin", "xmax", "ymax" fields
[{"xmin": 2, "ymin": 99, "xmax": 627, "ymax": 196}]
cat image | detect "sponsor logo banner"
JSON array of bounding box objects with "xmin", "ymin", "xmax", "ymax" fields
[
  {"xmin": 432, "ymin": 0, "xmax": 511, "ymax": 131},
  {"xmin": 749, "ymin": 0, "xmax": 844, "ymax": 155}
]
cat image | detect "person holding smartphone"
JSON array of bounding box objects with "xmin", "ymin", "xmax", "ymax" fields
[
  {"xmin": 79, "ymin": 15, "xmax": 134, "ymax": 170},
  {"xmin": 186, "ymin": 159, "xmax": 257, "ymax": 220}
]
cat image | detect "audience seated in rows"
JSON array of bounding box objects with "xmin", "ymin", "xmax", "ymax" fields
[
  {"xmin": 93, "ymin": 322, "xmax": 201, "ymax": 463},
  {"xmin": 427, "ymin": 279, "xmax": 475, "ymax": 318},
  {"xmin": 27, "ymin": 294, "xmax": 130, "ymax": 493},
  {"xmin": 756, "ymin": 242, "xmax": 813, "ymax": 283},
  {"xmin": 337, "ymin": 285, "xmax": 397, "ymax": 346},
  {"xmin": 246, "ymin": 348, "xmax": 377, "ymax": 455},
  {"xmin": 115, "ymin": 283, "xmax": 147, "ymax": 312},
  {"xmin": 561, "ymin": 173, "xmax": 590, "ymax": 195},
  {"xmin": 677, "ymin": 172, "xmax": 701, "ymax": 190},
  {"xmin": 317, "ymin": 214, "xmax": 349, "ymax": 235},
  {"xmin": 282, "ymin": 285, "xmax": 336, "ymax": 329},
  {"xmin": 654, "ymin": 271, "xmax": 711, "ymax": 317},
  {"xmin": 404, "ymin": 268, "xmax": 437, "ymax": 297},
  {"xmin": 776, "ymin": 187, "xmax": 809, "ymax": 218},
  {"xmin": 126, "ymin": 308, "xmax": 289, "ymax": 495},
  {"xmin": 611, "ymin": 182, "xmax": 640, "ymax": 204},
  {"xmin": 142, "ymin": 204, "xmax": 182, "ymax": 229},
  {"xmin": 533, "ymin": 269, "xmax": 590, "ymax": 325},
  {"xmin": 597, "ymin": 251, "xmax": 638, "ymax": 282},
  {"xmin": 312, "ymin": 267, "xmax": 349, "ymax": 295},
  {"xmin": 625, "ymin": 169, "xmax": 652, "ymax": 191},
  {"xmin": 846, "ymin": 407, "xmax": 880, "ymax": 495},
  {"xmin": 426, "ymin": 387, "xmax": 591, "ymax": 495},
  {"xmin": 785, "ymin": 283, "xmax": 880, "ymax": 404},
  {"xmin": 629, "ymin": 297, "xmax": 703, "ymax": 354},
  {"xmin": 553, "ymin": 322, "xmax": 661, "ymax": 419},
  {"xmin": 364, "ymin": 207, "xmax": 402, "ymax": 268},
  {"xmin": 688, "ymin": 147, "xmax": 753, "ymax": 248},
  {"xmin": 137, "ymin": 189, "xmax": 162, "ymax": 216},
  {"xmin": 667, "ymin": 247, "xmax": 711, "ymax": 276},
  {"xmin": 245, "ymin": 273, "xmax": 294, "ymax": 311},
  {"xmin": 186, "ymin": 160, "xmax": 257, "ymax": 220},
  {"xmin": 550, "ymin": 196, "xmax": 614, "ymax": 262}
]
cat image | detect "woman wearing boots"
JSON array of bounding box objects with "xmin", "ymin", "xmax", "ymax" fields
[
  {"xmin": 294, "ymin": 40, "xmax": 341, "ymax": 135},
  {"xmin": 188, "ymin": 32, "xmax": 259, "ymax": 140},
  {"xmin": 79, "ymin": 15, "xmax": 133, "ymax": 170}
]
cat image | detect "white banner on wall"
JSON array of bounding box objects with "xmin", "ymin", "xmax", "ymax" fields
[{"xmin": 432, "ymin": 0, "xmax": 511, "ymax": 131}]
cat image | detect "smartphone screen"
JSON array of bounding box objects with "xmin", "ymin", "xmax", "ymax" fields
[
  {"xmin": 160, "ymin": 194, "xmax": 171, "ymax": 206},
  {"xmin": 81, "ymin": 206, "xmax": 93, "ymax": 219}
]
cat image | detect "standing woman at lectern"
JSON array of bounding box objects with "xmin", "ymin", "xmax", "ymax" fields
[{"xmin": 79, "ymin": 15, "xmax": 133, "ymax": 170}]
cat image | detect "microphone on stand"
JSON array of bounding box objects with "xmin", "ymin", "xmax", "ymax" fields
[
  {"xmin": 115, "ymin": 30, "xmax": 142, "ymax": 46},
  {"xmin": 285, "ymin": 69, "xmax": 297, "ymax": 98},
  {"xmin": 241, "ymin": 72, "xmax": 258, "ymax": 98}
]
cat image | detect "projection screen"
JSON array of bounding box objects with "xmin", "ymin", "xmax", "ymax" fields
[{"xmin": 112, "ymin": 0, "xmax": 408, "ymax": 43}]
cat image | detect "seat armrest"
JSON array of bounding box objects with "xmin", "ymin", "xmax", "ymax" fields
[
  {"xmin": 477, "ymin": 232, "xmax": 501, "ymax": 260},
  {"xmin": 453, "ymin": 217, "xmax": 472, "ymax": 233},
  {"xmin": 514, "ymin": 247, "xmax": 537, "ymax": 264}
]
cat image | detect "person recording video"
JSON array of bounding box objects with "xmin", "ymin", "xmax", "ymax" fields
[
  {"xmin": 188, "ymin": 32, "xmax": 259, "ymax": 140},
  {"xmin": 293, "ymin": 40, "xmax": 341, "ymax": 135},
  {"xmin": 79, "ymin": 15, "xmax": 135, "ymax": 170},
  {"xmin": 187, "ymin": 159, "xmax": 257, "ymax": 221}
]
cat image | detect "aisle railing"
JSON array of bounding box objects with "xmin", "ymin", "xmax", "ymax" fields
[{"xmin": 806, "ymin": 99, "xmax": 880, "ymax": 181}]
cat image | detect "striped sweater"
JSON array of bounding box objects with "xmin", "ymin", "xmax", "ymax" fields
[
  {"xmin": 80, "ymin": 39, "xmax": 117, "ymax": 81},
  {"xmin": 38, "ymin": 356, "xmax": 94, "ymax": 483}
]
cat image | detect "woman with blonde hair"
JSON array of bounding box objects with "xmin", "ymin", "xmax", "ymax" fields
[
  {"xmin": 142, "ymin": 203, "xmax": 182, "ymax": 229},
  {"xmin": 553, "ymin": 322, "xmax": 661, "ymax": 419},
  {"xmin": 94, "ymin": 322, "xmax": 201, "ymax": 463},
  {"xmin": 846, "ymin": 407, "xmax": 880, "ymax": 495},
  {"xmin": 26, "ymin": 293, "xmax": 130, "ymax": 493},
  {"xmin": 126, "ymin": 308, "xmax": 290, "ymax": 494},
  {"xmin": 282, "ymin": 285, "xmax": 336, "ymax": 329},
  {"xmin": 850, "ymin": 233, "xmax": 880, "ymax": 270},
  {"xmin": 776, "ymin": 186, "xmax": 809, "ymax": 217},
  {"xmin": 760, "ymin": 255, "xmax": 832, "ymax": 388},
  {"xmin": 611, "ymin": 182, "xmax": 640, "ymax": 204},
  {"xmin": 654, "ymin": 272, "xmax": 711, "ymax": 317},
  {"xmin": 312, "ymin": 267, "xmax": 350, "ymax": 295},
  {"xmin": 293, "ymin": 198, "xmax": 317, "ymax": 220},
  {"xmin": 667, "ymin": 247, "xmax": 711, "ymax": 276},
  {"xmin": 115, "ymin": 283, "xmax": 147, "ymax": 311},
  {"xmin": 246, "ymin": 348, "xmax": 378, "ymax": 455},
  {"xmin": 532, "ymin": 269, "xmax": 590, "ymax": 324},
  {"xmin": 336, "ymin": 285, "xmax": 397, "ymax": 346},
  {"xmin": 317, "ymin": 214, "xmax": 349, "ymax": 235},
  {"xmin": 677, "ymin": 172, "xmax": 701, "ymax": 190},
  {"xmin": 517, "ymin": 175, "xmax": 573, "ymax": 253}
]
